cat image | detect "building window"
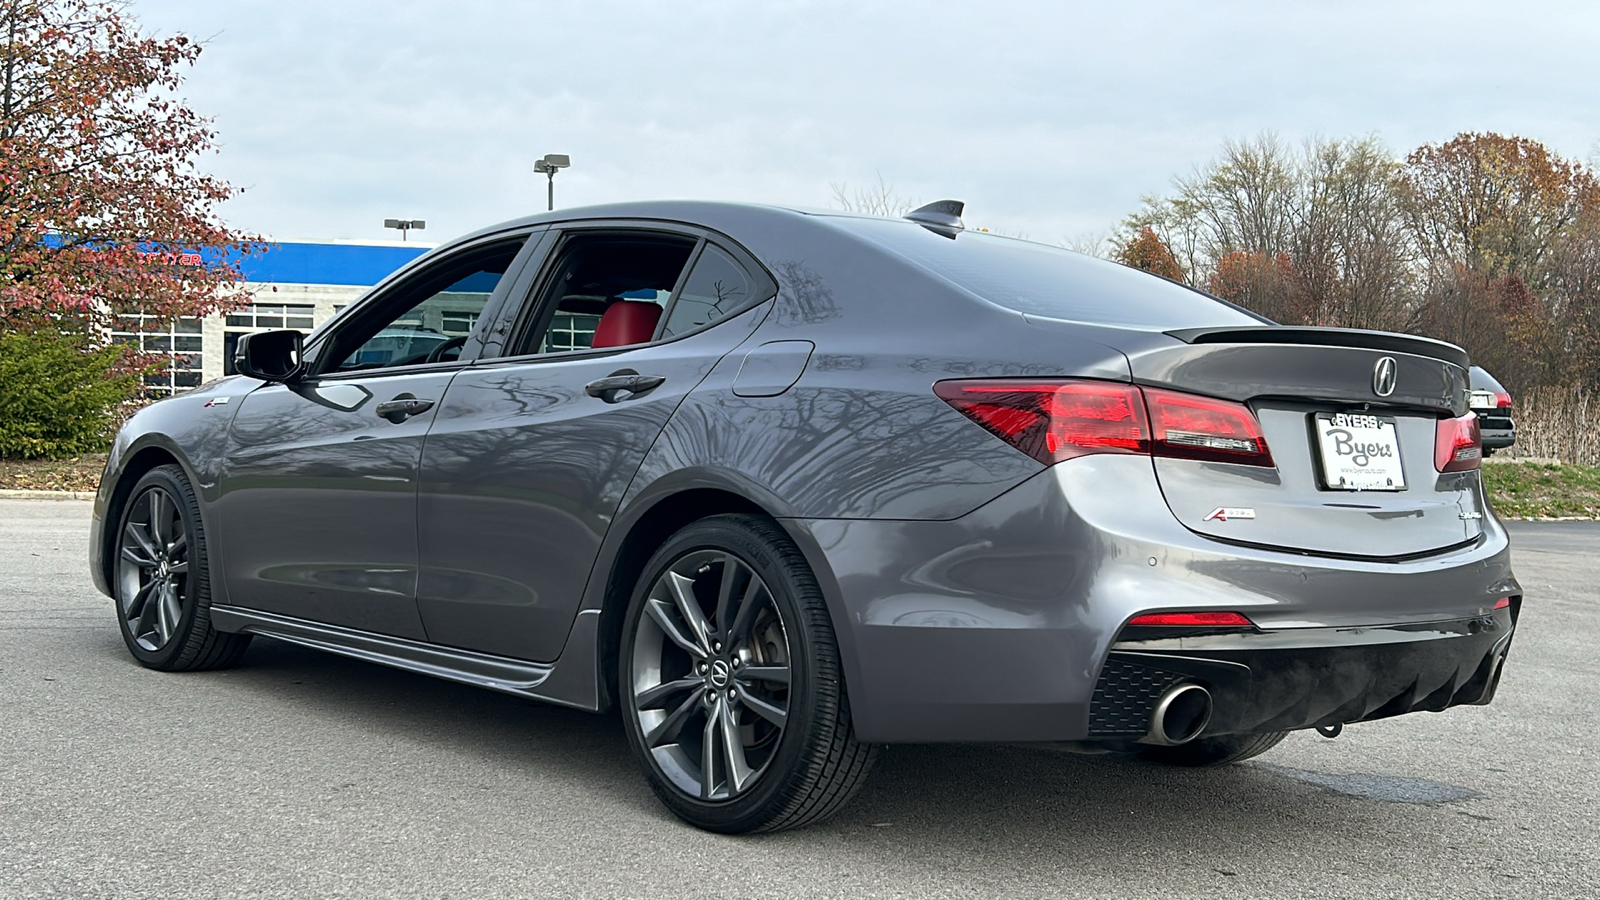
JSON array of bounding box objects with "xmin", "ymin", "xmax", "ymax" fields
[
  {"xmin": 440, "ymin": 311, "xmax": 479, "ymax": 336},
  {"xmin": 223, "ymin": 303, "xmax": 315, "ymax": 375},
  {"xmin": 544, "ymin": 312, "xmax": 601, "ymax": 352},
  {"xmin": 112, "ymin": 313, "xmax": 204, "ymax": 395},
  {"xmin": 225, "ymin": 302, "xmax": 314, "ymax": 330}
]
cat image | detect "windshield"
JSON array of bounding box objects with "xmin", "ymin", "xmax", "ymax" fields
[{"xmin": 836, "ymin": 217, "xmax": 1265, "ymax": 330}]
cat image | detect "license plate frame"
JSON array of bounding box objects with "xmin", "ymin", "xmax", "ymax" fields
[{"xmin": 1312, "ymin": 411, "xmax": 1407, "ymax": 492}]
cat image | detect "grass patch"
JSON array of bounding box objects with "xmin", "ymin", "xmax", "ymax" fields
[
  {"xmin": 0, "ymin": 454, "xmax": 107, "ymax": 492},
  {"xmin": 1482, "ymin": 460, "xmax": 1600, "ymax": 519}
]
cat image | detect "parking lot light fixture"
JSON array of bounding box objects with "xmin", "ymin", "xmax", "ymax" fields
[
  {"xmin": 534, "ymin": 154, "xmax": 571, "ymax": 211},
  {"xmin": 383, "ymin": 218, "xmax": 426, "ymax": 241}
]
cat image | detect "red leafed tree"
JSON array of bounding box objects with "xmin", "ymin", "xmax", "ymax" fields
[
  {"xmin": 1206, "ymin": 250, "xmax": 1306, "ymax": 323},
  {"xmin": 0, "ymin": 0, "xmax": 259, "ymax": 335},
  {"xmin": 1117, "ymin": 226, "xmax": 1187, "ymax": 283}
]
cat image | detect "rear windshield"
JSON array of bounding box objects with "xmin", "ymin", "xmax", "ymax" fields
[{"xmin": 837, "ymin": 218, "xmax": 1265, "ymax": 330}]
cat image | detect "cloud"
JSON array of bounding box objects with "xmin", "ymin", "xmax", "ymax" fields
[{"xmin": 134, "ymin": 0, "xmax": 1600, "ymax": 244}]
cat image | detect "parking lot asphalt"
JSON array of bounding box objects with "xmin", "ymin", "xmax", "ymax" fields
[{"xmin": 1, "ymin": 498, "xmax": 1595, "ymax": 899}]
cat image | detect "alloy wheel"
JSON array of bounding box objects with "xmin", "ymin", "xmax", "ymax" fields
[
  {"xmin": 629, "ymin": 549, "xmax": 792, "ymax": 802},
  {"xmin": 117, "ymin": 486, "xmax": 190, "ymax": 652}
]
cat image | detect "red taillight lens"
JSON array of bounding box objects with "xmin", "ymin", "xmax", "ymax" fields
[
  {"xmin": 1143, "ymin": 387, "xmax": 1274, "ymax": 467},
  {"xmin": 1494, "ymin": 391, "xmax": 1513, "ymax": 409},
  {"xmin": 935, "ymin": 379, "xmax": 1272, "ymax": 467},
  {"xmin": 1434, "ymin": 412, "xmax": 1481, "ymax": 472},
  {"xmin": 1127, "ymin": 611, "xmax": 1255, "ymax": 627},
  {"xmin": 932, "ymin": 380, "xmax": 1148, "ymax": 464}
]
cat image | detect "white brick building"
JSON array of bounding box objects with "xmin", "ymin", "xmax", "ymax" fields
[{"xmin": 116, "ymin": 239, "xmax": 434, "ymax": 392}]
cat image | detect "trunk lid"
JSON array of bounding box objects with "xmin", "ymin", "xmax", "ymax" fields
[{"xmin": 1129, "ymin": 328, "xmax": 1482, "ymax": 559}]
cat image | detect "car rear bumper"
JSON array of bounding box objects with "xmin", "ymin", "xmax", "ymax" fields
[
  {"xmin": 785, "ymin": 455, "xmax": 1520, "ymax": 744},
  {"xmin": 1480, "ymin": 423, "xmax": 1517, "ymax": 450},
  {"xmin": 1091, "ymin": 605, "xmax": 1515, "ymax": 739}
]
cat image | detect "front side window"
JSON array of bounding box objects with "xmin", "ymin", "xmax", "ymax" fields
[{"xmin": 324, "ymin": 241, "xmax": 523, "ymax": 373}]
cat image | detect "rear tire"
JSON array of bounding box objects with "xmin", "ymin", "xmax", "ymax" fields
[
  {"xmin": 619, "ymin": 514, "xmax": 877, "ymax": 833},
  {"xmin": 1140, "ymin": 731, "xmax": 1288, "ymax": 767},
  {"xmin": 112, "ymin": 465, "xmax": 251, "ymax": 671}
]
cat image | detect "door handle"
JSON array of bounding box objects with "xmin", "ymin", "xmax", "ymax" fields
[
  {"xmin": 375, "ymin": 393, "xmax": 435, "ymax": 423},
  {"xmin": 585, "ymin": 371, "xmax": 666, "ymax": 403}
]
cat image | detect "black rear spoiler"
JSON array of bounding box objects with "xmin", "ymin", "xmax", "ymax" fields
[{"xmin": 1165, "ymin": 326, "xmax": 1469, "ymax": 369}]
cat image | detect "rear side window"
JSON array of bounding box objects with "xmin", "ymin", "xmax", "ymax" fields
[
  {"xmin": 839, "ymin": 218, "xmax": 1264, "ymax": 330},
  {"xmin": 661, "ymin": 245, "xmax": 752, "ymax": 338},
  {"xmin": 515, "ymin": 234, "xmax": 696, "ymax": 355}
]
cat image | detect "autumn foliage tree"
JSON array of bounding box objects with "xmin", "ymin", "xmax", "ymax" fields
[
  {"xmin": 1206, "ymin": 250, "xmax": 1300, "ymax": 322},
  {"xmin": 1117, "ymin": 226, "xmax": 1186, "ymax": 282},
  {"xmin": 0, "ymin": 0, "xmax": 258, "ymax": 335},
  {"xmin": 1123, "ymin": 135, "xmax": 1416, "ymax": 331},
  {"xmin": 1122, "ymin": 131, "xmax": 1600, "ymax": 410},
  {"xmin": 1400, "ymin": 133, "xmax": 1596, "ymax": 285}
]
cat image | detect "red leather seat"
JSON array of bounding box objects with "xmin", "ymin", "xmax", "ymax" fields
[{"xmin": 590, "ymin": 300, "xmax": 662, "ymax": 349}]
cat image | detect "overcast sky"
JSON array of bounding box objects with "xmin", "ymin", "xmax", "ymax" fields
[{"xmin": 133, "ymin": 0, "xmax": 1600, "ymax": 247}]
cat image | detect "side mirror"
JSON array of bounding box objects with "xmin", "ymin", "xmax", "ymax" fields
[{"xmin": 234, "ymin": 330, "xmax": 305, "ymax": 383}]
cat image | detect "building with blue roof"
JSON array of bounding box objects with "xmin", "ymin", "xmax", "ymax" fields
[{"xmin": 120, "ymin": 239, "xmax": 436, "ymax": 390}]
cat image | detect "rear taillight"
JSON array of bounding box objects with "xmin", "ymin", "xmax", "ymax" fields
[
  {"xmin": 1494, "ymin": 391, "xmax": 1513, "ymax": 409},
  {"xmin": 1143, "ymin": 386, "xmax": 1274, "ymax": 466},
  {"xmin": 934, "ymin": 379, "xmax": 1273, "ymax": 467},
  {"xmin": 1434, "ymin": 412, "xmax": 1481, "ymax": 472},
  {"xmin": 932, "ymin": 380, "xmax": 1148, "ymax": 464}
]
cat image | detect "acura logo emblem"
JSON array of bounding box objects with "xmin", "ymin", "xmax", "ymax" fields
[{"xmin": 1373, "ymin": 357, "xmax": 1397, "ymax": 397}]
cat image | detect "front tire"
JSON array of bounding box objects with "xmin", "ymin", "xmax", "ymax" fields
[
  {"xmin": 619, "ymin": 514, "xmax": 877, "ymax": 833},
  {"xmin": 113, "ymin": 464, "xmax": 251, "ymax": 671}
]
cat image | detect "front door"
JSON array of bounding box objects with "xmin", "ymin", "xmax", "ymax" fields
[{"xmin": 215, "ymin": 234, "xmax": 534, "ymax": 637}]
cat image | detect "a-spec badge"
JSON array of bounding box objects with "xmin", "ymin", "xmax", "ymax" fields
[
  {"xmin": 1204, "ymin": 507, "xmax": 1256, "ymax": 522},
  {"xmin": 202, "ymin": 396, "xmax": 230, "ymax": 407},
  {"xmin": 1373, "ymin": 356, "xmax": 1398, "ymax": 397}
]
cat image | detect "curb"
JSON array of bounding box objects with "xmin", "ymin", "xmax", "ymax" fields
[{"xmin": 0, "ymin": 489, "xmax": 95, "ymax": 501}]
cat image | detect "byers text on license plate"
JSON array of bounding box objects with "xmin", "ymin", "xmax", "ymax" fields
[{"xmin": 1315, "ymin": 412, "xmax": 1406, "ymax": 491}]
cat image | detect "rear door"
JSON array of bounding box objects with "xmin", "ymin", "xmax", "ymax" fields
[
  {"xmin": 415, "ymin": 224, "xmax": 775, "ymax": 661},
  {"xmin": 215, "ymin": 233, "xmax": 538, "ymax": 636}
]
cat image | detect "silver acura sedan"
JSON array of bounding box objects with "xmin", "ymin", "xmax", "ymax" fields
[{"xmin": 91, "ymin": 200, "xmax": 1519, "ymax": 832}]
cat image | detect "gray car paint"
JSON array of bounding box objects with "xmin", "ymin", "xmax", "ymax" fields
[
  {"xmin": 90, "ymin": 200, "xmax": 1521, "ymax": 745},
  {"xmin": 213, "ymin": 370, "xmax": 453, "ymax": 639},
  {"xmin": 786, "ymin": 456, "xmax": 1512, "ymax": 743},
  {"xmin": 414, "ymin": 299, "xmax": 772, "ymax": 661}
]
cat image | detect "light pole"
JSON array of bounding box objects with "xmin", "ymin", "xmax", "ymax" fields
[
  {"xmin": 383, "ymin": 218, "xmax": 426, "ymax": 241},
  {"xmin": 534, "ymin": 154, "xmax": 571, "ymax": 210}
]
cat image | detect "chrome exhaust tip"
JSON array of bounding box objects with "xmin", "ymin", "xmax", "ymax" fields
[{"xmin": 1140, "ymin": 683, "xmax": 1213, "ymax": 746}]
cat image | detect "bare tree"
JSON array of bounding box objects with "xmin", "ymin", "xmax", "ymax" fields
[
  {"xmin": 828, "ymin": 173, "xmax": 918, "ymax": 217},
  {"xmin": 1123, "ymin": 134, "xmax": 1415, "ymax": 329},
  {"xmin": 1062, "ymin": 229, "xmax": 1115, "ymax": 260},
  {"xmin": 1295, "ymin": 136, "xmax": 1417, "ymax": 330},
  {"xmin": 1175, "ymin": 133, "xmax": 1299, "ymax": 260}
]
